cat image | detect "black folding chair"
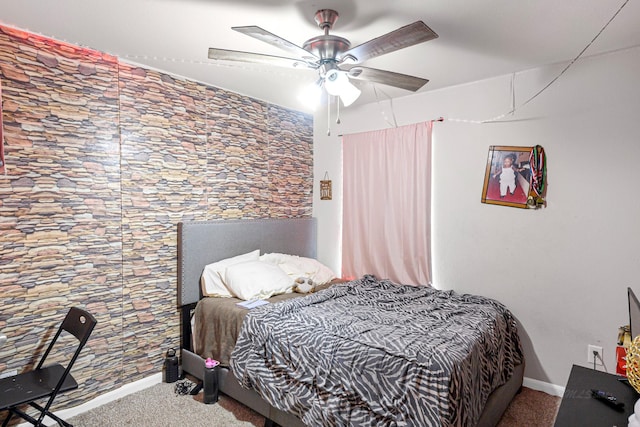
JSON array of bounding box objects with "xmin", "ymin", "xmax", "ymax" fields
[{"xmin": 0, "ymin": 307, "xmax": 97, "ymax": 427}]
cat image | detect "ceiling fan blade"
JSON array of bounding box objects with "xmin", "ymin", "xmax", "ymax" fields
[
  {"xmin": 345, "ymin": 66, "xmax": 429, "ymax": 92},
  {"xmin": 338, "ymin": 21, "xmax": 438, "ymax": 64},
  {"xmin": 232, "ymin": 26, "xmax": 319, "ymax": 64},
  {"xmin": 208, "ymin": 48, "xmax": 310, "ymax": 68}
]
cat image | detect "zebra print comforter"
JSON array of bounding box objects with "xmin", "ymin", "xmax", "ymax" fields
[{"xmin": 230, "ymin": 275, "xmax": 523, "ymax": 426}]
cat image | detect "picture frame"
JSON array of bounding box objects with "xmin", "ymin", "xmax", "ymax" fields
[{"xmin": 481, "ymin": 145, "xmax": 532, "ymax": 209}]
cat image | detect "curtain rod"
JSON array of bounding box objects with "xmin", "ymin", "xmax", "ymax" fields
[{"xmin": 336, "ymin": 117, "xmax": 444, "ymax": 137}]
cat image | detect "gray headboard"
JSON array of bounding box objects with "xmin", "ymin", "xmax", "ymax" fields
[{"xmin": 177, "ymin": 218, "xmax": 317, "ymax": 307}]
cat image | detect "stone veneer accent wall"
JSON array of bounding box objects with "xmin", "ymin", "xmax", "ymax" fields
[{"xmin": 0, "ymin": 25, "xmax": 313, "ymax": 412}]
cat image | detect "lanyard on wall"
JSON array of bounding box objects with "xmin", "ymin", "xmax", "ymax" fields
[{"xmin": 527, "ymin": 145, "xmax": 546, "ymax": 208}]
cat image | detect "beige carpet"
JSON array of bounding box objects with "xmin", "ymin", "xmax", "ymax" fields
[
  {"xmin": 68, "ymin": 383, "xmax": 264, "ymax": 427},
  {"xmin": 67, "ymin": 382, "xmax": 560, "ymax": 427},
  {"xmin": 497, "ymin": 387, "xmax": 561, "ymax": 427}
]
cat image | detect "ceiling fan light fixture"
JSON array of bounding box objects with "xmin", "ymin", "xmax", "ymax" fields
[
  {"xmin": 298, "ymin": 79, "xmax": 323, "ymax": 110},
  {"xmin": 337, "ymin": 81, "xmax": 361, "ymax": 107},
  {"xmin": 324, "ymin": 69, "xmax": 361, "ymax": 106}
]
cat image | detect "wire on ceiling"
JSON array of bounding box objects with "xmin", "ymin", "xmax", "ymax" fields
[
  {"xmin": 372, "ymin": 85, "xmax": 399, "ymax": 128},
  {"xmin": 447, "ymin": 0, "xmax": 631, "ymax": 125}
]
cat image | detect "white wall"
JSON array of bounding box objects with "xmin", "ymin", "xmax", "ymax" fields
[{"xmin": 313, "ymin": 45, "xmax": 640, "ymax": 389}]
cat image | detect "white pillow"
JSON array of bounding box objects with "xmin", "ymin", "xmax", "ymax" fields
[
  {"xmin": 259, "ymin": 252, "xmax": 291, "ymax": 265},
  {"xmin": 201, "ymin": 249, "xmax": 260, "ymax": 297},
  {"xmin": 259, "ymin": 253, "xmax": 336, "ymax": 285},
  {"xmin": 225, "ymin": 260, "xmax": 294, "ymax": 301}
]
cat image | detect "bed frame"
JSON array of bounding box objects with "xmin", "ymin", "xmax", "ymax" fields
[{"xmin": 177, "ymin": 217, "xmax": 524, "ymax": 427}]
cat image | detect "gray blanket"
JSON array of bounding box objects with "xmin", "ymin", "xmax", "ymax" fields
[
  {"xmin": 194, "ymin": 282, "xmax": 337, "ymax": 367},
  {"xmin": 230, "ymin": 275, "xmax": 523, "ymax": 426}
]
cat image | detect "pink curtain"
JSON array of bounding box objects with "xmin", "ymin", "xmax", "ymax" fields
[{"xmin": 342, "ymin": 121, "xmax": 432, "ymax": 285}]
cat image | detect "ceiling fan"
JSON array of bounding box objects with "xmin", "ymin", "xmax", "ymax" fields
[{"xmin": 208, "ymin": 9, "xmax": 438, "ymax": 107}]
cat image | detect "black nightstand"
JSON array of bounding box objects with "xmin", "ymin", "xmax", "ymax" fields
[{"xmin": 554, "ymin": 364, "xmax": 638, "ymax": 426}]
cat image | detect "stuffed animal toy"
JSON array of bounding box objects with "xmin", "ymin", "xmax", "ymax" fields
[{"xmin": 293, "ymin": 277, "xmax": 315, "ymax": 294}]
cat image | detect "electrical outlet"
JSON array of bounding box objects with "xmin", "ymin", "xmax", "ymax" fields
[{"xmin": 588, "ymin": 345, "xmax": 603, "ymax": 365}]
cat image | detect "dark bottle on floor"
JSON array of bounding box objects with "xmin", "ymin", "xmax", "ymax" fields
[
  {"xmin": 203, "ymin": 358, "xmax": 219, "ymax": 404},
  {"xmin": 163, "ymin": 348, "xmax": 179, "ymax": 383}
]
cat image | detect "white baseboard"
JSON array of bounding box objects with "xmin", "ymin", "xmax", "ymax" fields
[
  {"xmin": 523, "ymin": 376, "xmax": 565, "ymax": 397},
  {"xmin": 17, "ymin": 373, "xmax": 162, "ymax": 427}
]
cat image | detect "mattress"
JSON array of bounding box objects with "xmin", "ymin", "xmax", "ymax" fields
[{"xmin": 230, "ymin": 275, "xmax": 524, "ymax": 426}]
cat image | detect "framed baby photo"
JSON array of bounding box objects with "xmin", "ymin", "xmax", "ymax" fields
[{"xmin": 481, "ymin": 145, "xmax": 532, "ymax": 209}]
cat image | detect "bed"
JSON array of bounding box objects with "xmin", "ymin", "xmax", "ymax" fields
[{"xmin": 177, "ymin": 218, "xmax": 525, "ymax": 427}]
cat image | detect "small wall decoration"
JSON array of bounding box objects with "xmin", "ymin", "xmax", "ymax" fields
[
  {"xmin": 481, "ymin": 145, "xmax": 538, "ymax": 209},
  {"xmin": 320, "ymin": 172, "xmax": 332, "ymax": 200}
]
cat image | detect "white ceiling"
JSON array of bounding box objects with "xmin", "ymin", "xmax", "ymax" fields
[{"xmin": 2, "ymin": 0, "xmax": 639, "ymax": 111}]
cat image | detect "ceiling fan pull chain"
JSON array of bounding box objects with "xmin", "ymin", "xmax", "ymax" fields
[{"xmin": 336, "ymin": 96, "xmax": 341, "ymax": 125}]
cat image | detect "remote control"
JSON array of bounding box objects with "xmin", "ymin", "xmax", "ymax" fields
[{"xmin": 591, "ymin": 389, "xmax": 625, "ymax": 411}]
